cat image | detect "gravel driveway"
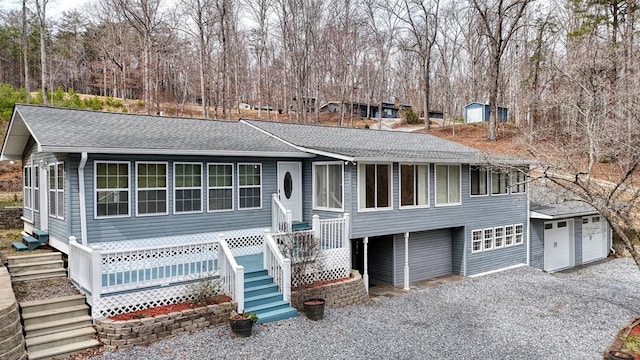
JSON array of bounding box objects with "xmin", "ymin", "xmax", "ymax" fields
[{"xmin": 92, "ymin": 258, "xmax": 640, "ymax": 360}]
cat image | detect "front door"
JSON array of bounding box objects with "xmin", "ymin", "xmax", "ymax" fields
[{"xmin": 277, "ymin": 162, "xmax": 302, "ymax": 222}]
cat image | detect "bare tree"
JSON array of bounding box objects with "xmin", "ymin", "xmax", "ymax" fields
[
  {"xmin": 33, "ymin": 0, "xmax": 49, "ymax": 104},
  {"xmin": 22, "ymin": 0, "xmax": 30, "ymax": 103}
]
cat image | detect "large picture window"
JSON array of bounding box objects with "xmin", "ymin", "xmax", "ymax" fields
[
  {"xmin": 174, "ymin": 163, "xmax": 202, "ymax": 213},
  {"xmin": 238, "ymin": 163, "xmax": 262, "ymax": 209},
  {"xmin": 96, "ymin": 161, "xmax": 129, "ymax": 218},
  {"xmin": 49, "ymin": 163, "xmax": 64, "ymax": 219},
  {"xmin": 313, "ymin": 163, "xmax": 343, "ymax": 210},
  {"xmin": 470, "ymin": 167, "xmax": 488, "ymax": 196},
  {"xmin": 136, "ymin": 162, "xmax": 167, "ymax": 216},
  {"xmin": 400, "ymin": 164, "xmax": 429, "ymax": 207},
  {"xmin": 208, "ymin": 163, "xmax": 233, "ymax": 211},
  {"xmin": 491, "ymin": 170, "xmax": 509, "ymax": 195},
  {"xmin": 435, "ymin": 164, "xmax": 460, "ymax": 205},
  {"xmin": 358, "ymin": 163, "xmax": 391, "ymax": 210}
]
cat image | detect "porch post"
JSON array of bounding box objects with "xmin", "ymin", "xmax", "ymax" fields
[
  {"xmin": 363, "ymin": 236, "xmax": 369, "ymax": 293},
  {"xmin": 312, "ymin": 215, "xmax": 320, "ymax": 239},
  {"xmin": 404, "ymin": 232, "xmax": 410, "ymax": 290},
  {"xmin": 91, "ymin": 244, "xmax": 102, "ymax": 305},
  {"xmin": 215, "ymin": 233, "xmax": 225, "ymax": 272},
  {"xmin": 343, "ymin": 213, "xmax": 350, "ymax": 248},
  {"xmin": 263, "ymin": 228, "xmax": 270, "ymax": 272}
]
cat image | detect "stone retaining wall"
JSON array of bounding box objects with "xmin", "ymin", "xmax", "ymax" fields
[
  {"xmin": 0, "ymin": 207, "xmax": 21, "ymax": 230},
  {"xmin": 0, "ymin": 266, "xmax": 27, "ymax": 360},
  {"xmin": 95, "ymin": 302, "xmax": 235, "ymax": 351},
  {"xmin": 290, "ymin": 270, "xmax": 370, "ymax": 309}
]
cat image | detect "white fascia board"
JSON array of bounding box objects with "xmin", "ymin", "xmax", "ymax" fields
[
  {"xmin": 1, "ymin": 109, "xmax": 41, "ymax": 160},
  {"xmin": 529, "ymin": 211, "xmax": 553, "ymax": 219},
  {"xmin": 530, "ymin": 210, "xmax": 599, "ymax": 220},
  {"xmin": 40, "ymin": 147, "xmax": 315, "ymax": 158},
  {"xmin": 353, "ymin": 157, "xmax": 472, "ymax": 164}
]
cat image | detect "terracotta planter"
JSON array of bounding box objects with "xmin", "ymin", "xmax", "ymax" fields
[
  {"xmin": 303, "ymin": 298, "xmax": 325, "ymax": 321},
  {"xmin": 229, "ymin": 318, "xmax": 254, "ymax": 337}
]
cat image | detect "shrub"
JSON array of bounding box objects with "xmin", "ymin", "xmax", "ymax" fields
[
  {"xmin": 188, "ymin": 278, "xmax": 225, "ymax": 307},
  {"xmin": 402, "ymin": 109, "xmax": 420, "ymax": 124}
]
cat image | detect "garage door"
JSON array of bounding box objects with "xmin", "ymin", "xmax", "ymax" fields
[
  {"xmin": 395, "ymin": 229, "xmax": 452, "ymax": 285},
  {"xmin": 544, "ymin": 220, "xmax": 574, "ymax": 272},
  {"xmin": 582, "ymin": 216, "xmax": 607, "ymax": 263}
]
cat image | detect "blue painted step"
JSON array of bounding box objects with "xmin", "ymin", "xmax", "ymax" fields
[
  {"xmin": 292, "ymin": 222, "xmax": 310, "ymax": 231},
  {"xmin": 11, "ymin": 242, "xmax": 28, "ymax": 251},
  {"xmin": 23, "ymin": 235, "xmax": 41, "ymax": 250},
  {"xmin": 33, "ymin": 229, "xmax": 49, "ymax": 242},
  {"xmin": 243, "ymin": 269, "xmax": 298, "ymax": 324}
]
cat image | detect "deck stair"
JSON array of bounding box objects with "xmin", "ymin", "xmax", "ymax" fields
[
  {"xmin": 12, "ymin": 229, "xmax": 49, "ymax": 251},
  {"xmin": 6, "ymin": 252, "xmax": 67, "ymax": 282},
  {"xmin": 20, "ymin": 294, "xmax": 100, "ymax": 360},
  {"xmin": 243, "ymin": 269, "xmax": 298, "ymax": 324}
]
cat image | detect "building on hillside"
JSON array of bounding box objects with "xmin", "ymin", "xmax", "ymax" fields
[{"xmin": 464, "ymin": 102, "xmax": 508, "ymax": 124}]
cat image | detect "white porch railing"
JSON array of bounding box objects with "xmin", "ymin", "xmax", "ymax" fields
[
  {"xmin": 68, "ymin": 238, "xmax": 94, "ymax": 295},
  {"xmin": 217, "ymin": 235, "xmax": 245, "ymax": 312},
  {"xmin": 263, "ymin": 229, "xmax": 291, "ymax": 301},
  {"xmin": 313, "ymin": 213, "xmax": 350, "ymax": 249},
  {"xmin": 272, "ymin": 194, "xmax": 292, "ymax": 233}
]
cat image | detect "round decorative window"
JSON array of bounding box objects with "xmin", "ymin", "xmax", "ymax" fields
[{"xmin": 284, "ymin": 172, "xmax": 293, "ymax": 199}]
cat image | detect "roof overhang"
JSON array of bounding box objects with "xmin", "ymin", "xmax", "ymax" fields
[
  {"xmin": 530, "ymin": 209, "xmax": 599, "ymax": 220},
  {"xmin": 40, "ymin": 146, "xmax": 315, "ymax": 158},
  {"xmin": 0, "ymin": 108, "xmax": 38, "ymax": 161}
]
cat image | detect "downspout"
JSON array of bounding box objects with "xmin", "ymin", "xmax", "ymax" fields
[
  {"xmin": 78, "ymin": 152, "xmax": 88, "ymax": 245},
  {"xmin": 526, "ymin": 177, "xmax": 531, "ymax": 266}
]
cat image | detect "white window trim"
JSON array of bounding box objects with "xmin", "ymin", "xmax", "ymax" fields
[
  {"xmin": 33, "ymin": 166, "xmax": 39, "ymax": 213},
  {"xmin": 494, "ymin": 226, "xmax": 505, "ymax": 249},
  {"xmin": 514, "ymin": 223, "xmax": 524, "ymax": 245},
  {"xmin": 238, "ymin": 163, "xmax": 262, "ymax": 210},
  {"xmin": 173, "ymin": 162, "xmax": 204, "ymax": 215},
  {"xmin": 490, "ymin": 170, "xmax": 510, "ymax": 196},
  {"xmin": 504, "ymin": 225, "xmax": 515, "ymax": 247},
  {"xmin": 469, "ymin": 166, "xmax": 489, "ymax": 198},
  {"xmin": 483, "ymin": 228, "xmax": 494, "ymax": 251},
  {"xmin": 312, "ymin": 161, "xmax": 344, "ymax": 212},
  {"xmin": 471, "ymin": 223, "xmax": 525, "ymax": 253},
  {"xmin": 49, "ymin": 162, "xmax": 65, "ymax": 220},
  {"xmin": 23, "ymin": 166, "xmax": 32, "ymax": 210},
  {"xmin": 399, "ymin": 163, "xmax": 430, "ymax": 209},
  {"xmin": 471, "ymin": 229, "xmax": 483, "ymax": 253},
  {"xmin": 510, "ymin": 170, "xmax": 527, "ymax": 194},
  {"xmin": 135, "ymin": 161, "xmax": 169, "ymax": 217},
  {"xmin": 357, "ymin": 162, "xmax": 393, "ymax": 212},
  {"xmin": 207, "ymin": 162, "xmax": 234, "ymax": 213},
  {"xmin": 94, "ymin": 161, "xmax": 131, "ymax": 219},
  {"xmin": 434, "ymin": 164, "xmax": 462, "ymax": 207}
]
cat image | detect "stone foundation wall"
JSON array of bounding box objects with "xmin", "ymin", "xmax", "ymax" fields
[
  {"xmin": 290, "ymin": 270, "xmax": 370, "ymax": 309},
  {"xmin": 0, "ymin": 207, "xmax": 21, "ymax": 230},
  {"xmin": 0, "ymin": 266, "xmax": 27, "ymax": 360},
  {"xmin": 95, "ymin": 302, "xmax": 235, "ymax": 351}
]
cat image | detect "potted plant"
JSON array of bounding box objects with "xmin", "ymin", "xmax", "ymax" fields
[
  {"xmin": 303, "ymin": 298, "xmax": 325, "ymax": 321},
  {"xmin": 229, "ymin": 311, "xmax": 258, "ymax": 337}
]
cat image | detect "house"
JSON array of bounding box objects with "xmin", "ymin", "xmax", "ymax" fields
[
  {"xmin": 2, "ymin": 104, "xmax": 535, "ymax": 319},
  {"xmin": 464, "ymin": 102, "xmax": 508, "ymax": 124},
  {"xmin": 528, "ymin": 185, "xmax": 611, "ymax": 272},
  {"xmin": 320, "ymin": 101, "xmax": 414, "ymax": 119}
]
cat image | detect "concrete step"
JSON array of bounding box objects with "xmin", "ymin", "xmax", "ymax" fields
[
  {"xmin": 25, "ymin": 315, "xmax": 93, "ymax": 338},
  {"xmin": 26, "ymin": 326, "xmax": 96, "ymax": 353},
  {"xmin": 28, "ymin": 337, "xmax": 100, "ymax": 360},
  {"xmin": 22, "ymin": 304, "xmax": 90, "ymax": 327},
  {"xmin": 244, "ymin": 292, "xmax": 283, "ymax": 309},
  {"xmin": 21, "ymin": 294, "xmax": 87, "ymax": 315},
  {"xmin": 255, "ymin": 307, "xmax": 298, "ymax": 324},
  {"xmin": 6, "ymin": 252, "xmax": 61, "ymax": 265},
  {"xmin": 10, "ymin": 268, "xmax": 67, "ymax": 282},
  {"xmin": 8, "ymin": 259, "xmax": 64, "ymax": 274},
  {"xmin": 244, "ymin": 283, "xmax": 279, "ymax": 298}
]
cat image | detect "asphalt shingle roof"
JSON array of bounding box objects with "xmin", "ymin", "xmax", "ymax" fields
[
  {"xmin": 11, "ymin": 105, "xmax": 306, "ymax": 156},
  {"xmin": 529, "ymin": 184, "xmax": 598, "ymax": 218},
  {"xmin": 244, "ymin": 119, "xmax": 516, "ymax": 163}
]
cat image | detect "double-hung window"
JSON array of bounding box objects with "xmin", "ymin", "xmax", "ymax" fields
[
  {"xmin": 49, "ymin": 163, "xmax": 64, "ymax": 219},
  {"xmin": 23, "ymin": 166, "xmax": 32, "ymax": 210},
  {"xmin": 174, "ymin": 163, "xmax": 202, "ymax": 213},
  {"xmin": 400, "ymin": 164, "xmax": 429, "ymax": 207},
  {"xmin": 472, "ymin": 230, "xmax": 482, "ymax": 253},
  {"xmin": 136, "ymin": 162, "xmax": 168, "ymax": 216},
  {"xmin": 491, "ymin": 170, "xmax": 509, "ymax": 195},
  {"xmin": 208, "ymin": 163, "xmax": 233, "ymax": 211},
  {"xmin": 95, "ymin": 161, "xmax": 129, "ymax": 218},
  {"xmin": 483, "ymin": 228, "xmax": 494, "ymax": 250},
  {"xmin": 511, "ymin": 169, "xmax": 527, "ymax": 194},
  {"xmin": 358, "ymin": 163, "xmax": 391, "ymax": 210},
  {"xmin": 470, "ymin": 167, "xmax": 488, "ymax": 196},
  {"xmin": 515, "ymin": 224, "xmax": 524, "ymax": 244},
  {"xmin": 504, "ymin": 225, "xmax": 514, "ymax": 246},
  {"xmin": 313, "ymin": 162, "xmax": 343, "ymax": 210},
  {"xmin": 34, "ymin": 166, "xmax": 39, "ymax": 212},
  {"xmin": 435, "ymin": 164, "xmax": 461, "ymax": 206},
  {"xmin": 238, "ymin": 164, "xmax": 261, "ymax": 209},
  {"xmin": 494, "ymin": 226, "xmax": 504, "ymax": 248}
]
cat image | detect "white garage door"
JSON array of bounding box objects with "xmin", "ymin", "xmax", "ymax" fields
[
  {"xmin": 582, "ymin": 216, "xmax": 607, "ymax": 263},
  {"xmin": 544, "ymin": 220, "xmax": 574, "ymax": 272}
]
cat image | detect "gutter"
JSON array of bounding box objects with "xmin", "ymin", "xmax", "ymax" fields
[
  {"xmin": 78, "ymin": 152, "xmax": 88, "ymax": 245},
  {"xmin": 526, "ymin": 181, "xmax": 531, "ymax": 266}
]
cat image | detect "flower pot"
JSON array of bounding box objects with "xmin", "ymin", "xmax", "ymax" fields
[
  {"xmin": 608, "ymin": 351, "xmax": 635, "ymax": 360},
  {"xmin": 229, "ymin": 318, "xmax": 254, "ymax": 337},
  {"xmin": 303, "ymin": 298, "xmax": 325, "ymax": 321}
]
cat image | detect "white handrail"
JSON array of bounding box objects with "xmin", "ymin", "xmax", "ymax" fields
[
  {"xmin": 217, "ymin": 234, "xmax": 245, "ymax": 312},
  {"xmin": 272, "ymin": 194, "xmax": 292, "ymax": 233},
  {"xmin": 263, "ymin": 229, "xmax": 291, "ymax": 302}
]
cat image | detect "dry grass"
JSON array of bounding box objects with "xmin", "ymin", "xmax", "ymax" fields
[{"xmin": 0, "ymin": 228, "xmax": 54, "ymax": 260}]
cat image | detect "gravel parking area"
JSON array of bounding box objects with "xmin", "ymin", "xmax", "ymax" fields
[{"xmin": 92, "ymin": 257, "xmax": 640, "ymax": 360}]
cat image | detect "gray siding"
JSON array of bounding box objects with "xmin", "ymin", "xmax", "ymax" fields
[
  {"xmin": 84, "ymin": 155, "xmax": 304, "ymax": 243},
  {"xmin": 393, "ymin": 229, "xmax": 452, "ymax": 286},
  {"xmin": 348, "ymin": 164, "xmax": 528, "ymax": 276},
  {"xmin": 451, "ymin": 227, "xmax": 465, "ymax": 275},
  {"xmin": 367, "ymin": 236, "xmax": 394, "ymax": 284},
  {"xmin": 529, "ymin": 220, "xmax": 545, "ymax": 270}
]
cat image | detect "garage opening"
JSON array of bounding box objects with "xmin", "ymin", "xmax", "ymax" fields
[
  {"xmin": 544, "ymin": 220, "xmax": 574, "ymax": 272},
  {"xmin": 582, "ymin": 216, "xmax": 607, "ymax": 263},
  {"xmin": 351, "ymin": 235, "xmax": 394, "ymax": 286},
  {"xmin": 394, "ymin": 229, "xmax": 454, "ymax": 286}
]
